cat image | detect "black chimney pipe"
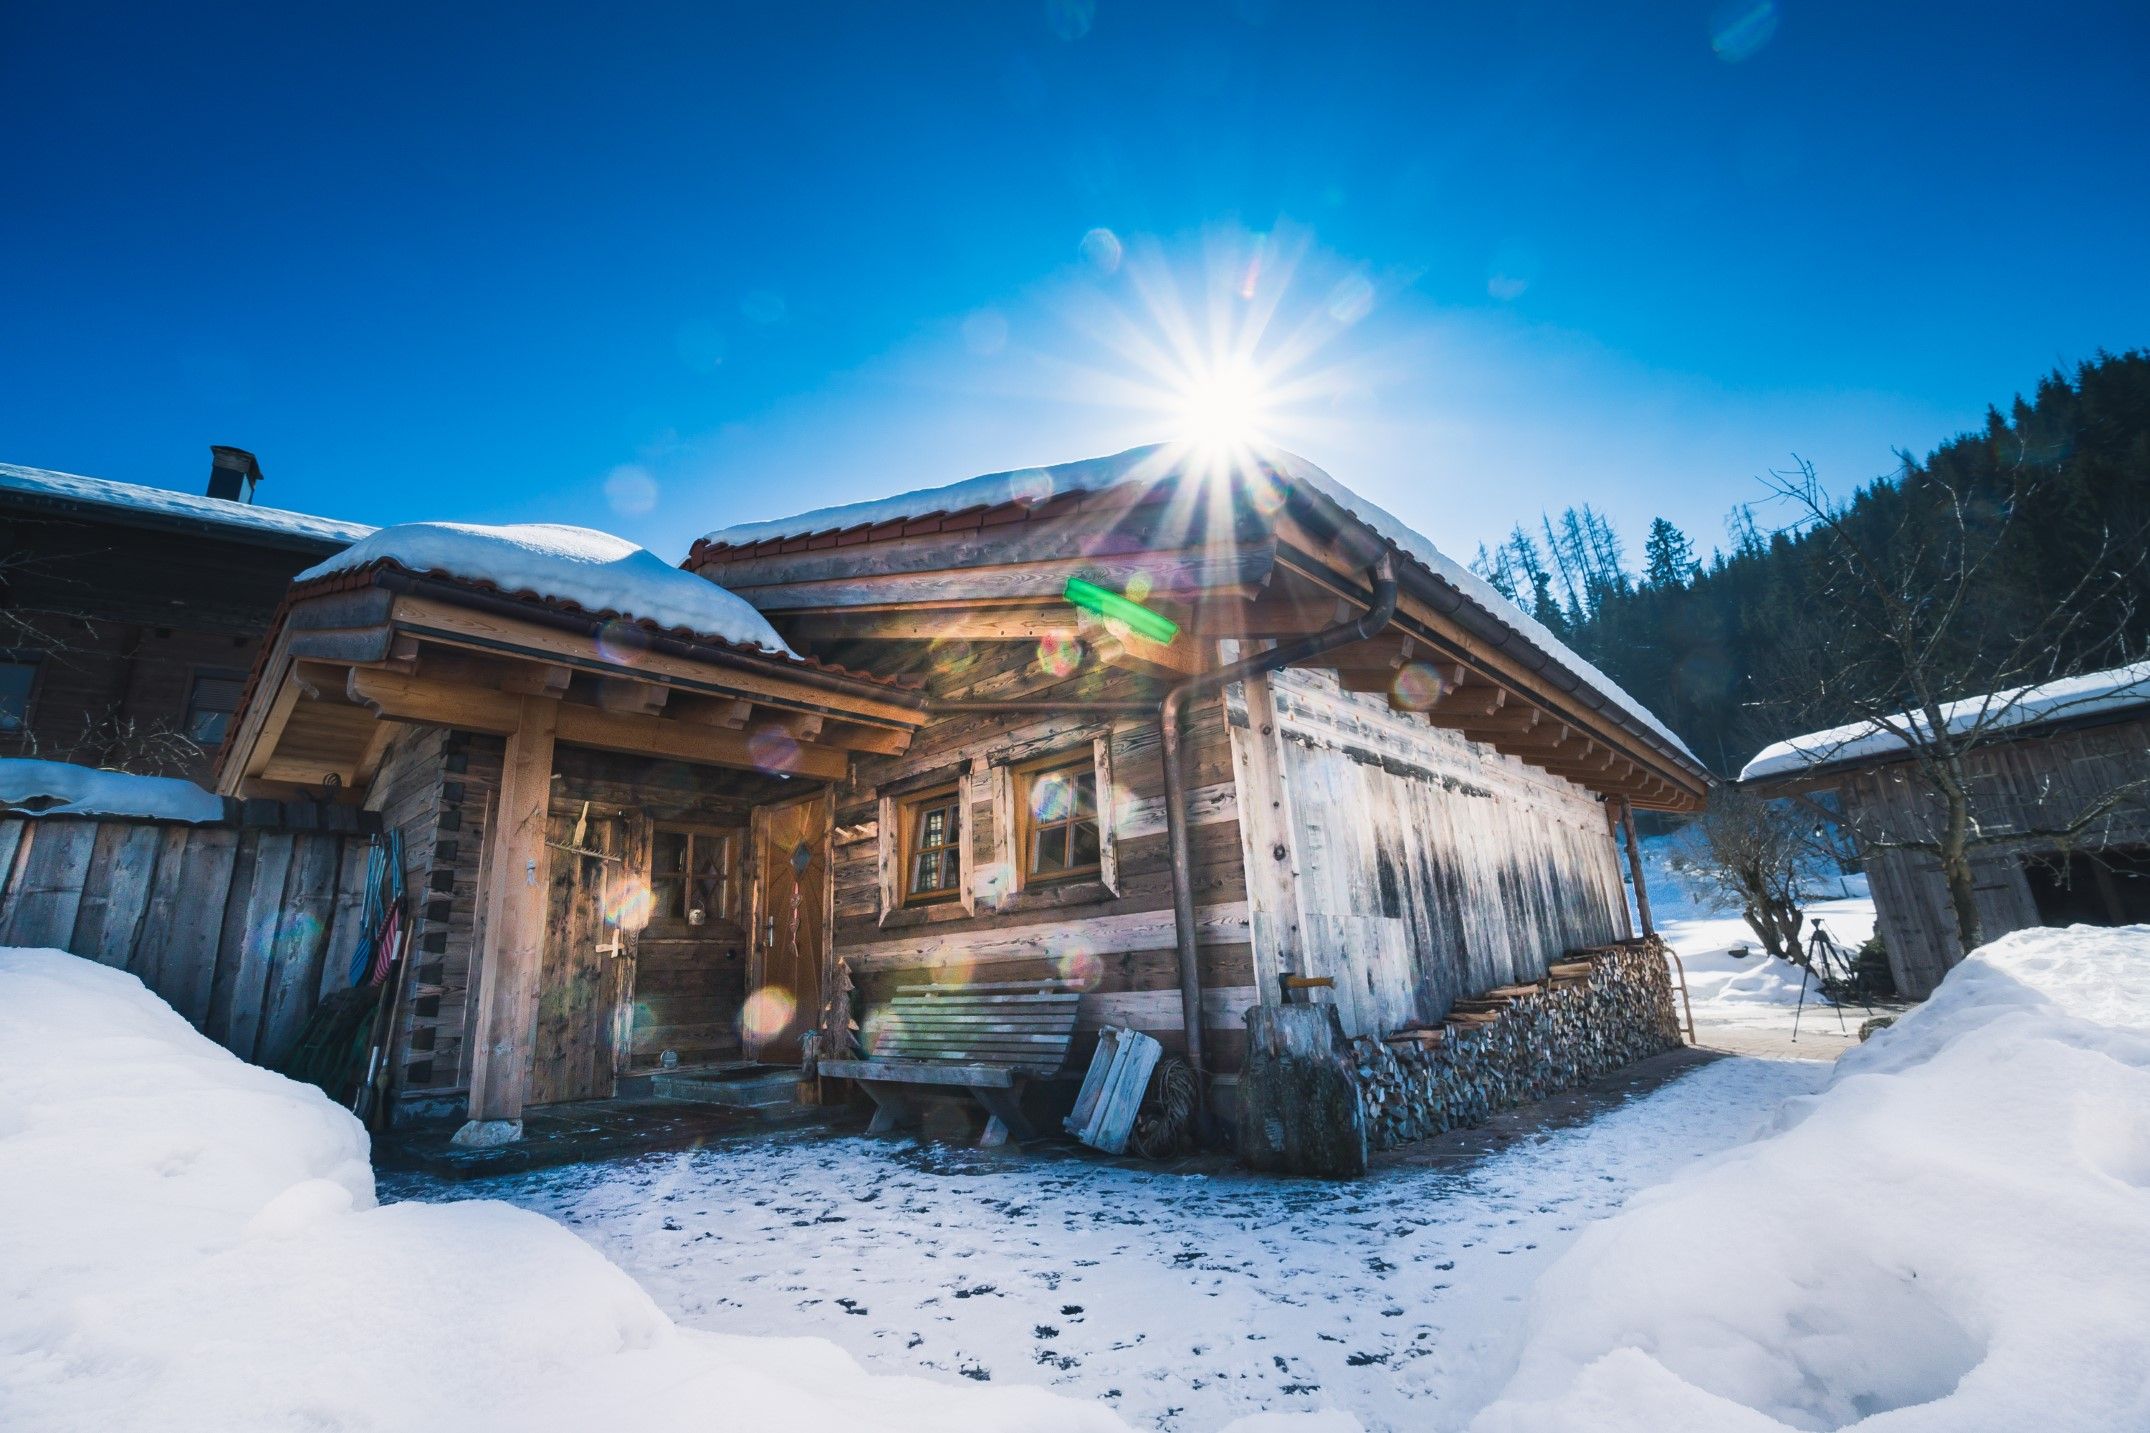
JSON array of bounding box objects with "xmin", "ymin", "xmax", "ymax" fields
[{"xmin": 207, "ymin": 446, "xmax": 262, "ymax": 503}]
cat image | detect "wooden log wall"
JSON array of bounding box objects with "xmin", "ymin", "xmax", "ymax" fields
[
  {"xmin": 834, "ymin": 645, "xmax": 1258, "ymax": 1076},
  {"xmin": 0, "ymin": 807, "xmax": 374, "ymax": 1070},
  {"xmin": 362, "ymin": 725, "xmax": 479, "ymax": 1113},
  {"xmin": 1835, "ymin": 715, "xmax": 2150, "ymax": 998},
  {"xmin": 1256, "ymin": 667, "xmax": 1630, "ymax": 1038}
]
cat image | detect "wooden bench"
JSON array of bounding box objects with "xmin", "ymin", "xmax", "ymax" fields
[{"xmin": 819, "ymin": 983, "xmax": 1083, "ymax": 1146}]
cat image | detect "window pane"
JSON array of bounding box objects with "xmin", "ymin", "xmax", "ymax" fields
[
  {"xmin": 653, "ymin": 831, "xmax": 688, "ymax": 875},
  {"xmin": 1073, "ymin": 771, "xmax": 1097, "ymax": 817},
  {"xmin": 1032, "ymin": 823, "xmax": 1069, "ymax": 872},
  {"xmin": 185, "ymin": 675, "xmax": 244, "ymax": 747},
  {"xmin": 650, "ymin": 877, "xmax": 685, "ymax": 920},
  {"xmin": 920, "ymin": 805, "xmax": 947, "ymax": 851},
  {"xmin": 1072, "ymin": 820, "xmax": 1100, "ymax": 867},
  {"xmin": 0, "ymin": 662, "xmax": 30, "ymax": 732}
]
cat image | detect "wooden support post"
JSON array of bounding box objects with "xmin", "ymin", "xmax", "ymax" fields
[
  {"xmin": 454, "ymin": 694, "xmax": 559, "ymax": 1146},
  {"xmin": 1618, "ymin": 797, "xmax": 1655, "ymax": 938}
]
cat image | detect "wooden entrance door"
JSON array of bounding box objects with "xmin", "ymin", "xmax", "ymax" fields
[
  {"xmin": 747, "ymin": 790, "xmax": 830, "ymax": 1064},
  {"xmin": 530, "ymin": 806, "xmax": 632, "ymax": 1104}
]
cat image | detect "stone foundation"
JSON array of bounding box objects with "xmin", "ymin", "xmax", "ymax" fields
[{"xmin": 1348, "ymin": 939, "xmax": 1684, "ymax": 1151}]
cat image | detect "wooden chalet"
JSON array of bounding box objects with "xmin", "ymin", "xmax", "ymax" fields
[
  {"xmin": 1742, "ymin": 662, "xmax": 2150, "ymax": 999},
  {"xmin": 0, "ymin": 448, "xmax": 368, "ymax": 784},
  {"xmin": 210, "ymin": 443, "xmax": 1707, "ymax": 1147}
]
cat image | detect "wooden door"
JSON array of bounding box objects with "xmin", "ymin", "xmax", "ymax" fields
[
  {"xmin": 748, "ymin": 790, "xmax": 830, "ymax": 1065},
  {"xmin": 530, "ymin": 806, "xmax": 631, "ymax": 1104}
]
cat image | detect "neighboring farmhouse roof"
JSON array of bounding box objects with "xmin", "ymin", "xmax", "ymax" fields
[
  {"xmin": 0, "ymin": 462, "xmax": 372, "ymax": 550},
  {"xmin": 1740, "ymin": 658, "xmax": 2150, "ymax": 783},
  {"xmin": 697, "ymin": 442, "xmax": 1702, "ymax": 769},
  {"xmin": 298, "ymin": 521, "xmax": 800, "ymax": 658}
]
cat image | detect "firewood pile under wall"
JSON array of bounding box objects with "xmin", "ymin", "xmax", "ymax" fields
[{"xmin": 1348, "ymin": 938, "xmax": 1684, "ymax": 1151}]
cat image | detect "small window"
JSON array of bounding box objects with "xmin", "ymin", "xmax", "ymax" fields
[
  {"xmin": 900, "ymin": 789, "xmax": 963, "ymax": 905},
  {"xmin": 650, "ymin": 826, "xmax": 736, "ymax": 925},
  {"xmin": 185, "ymin": 671, "xmax": 248, "ymax": 747},
  {"xmin": 0, "ymin": 659, "xmax": 36, "ymax": 734},
  {"xmin": 1019, "ymin": 756, "xmax": 1100, "ymax": 884}
]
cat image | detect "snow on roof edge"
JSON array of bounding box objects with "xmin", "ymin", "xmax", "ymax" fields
[
  {"xmin": 0, "ymin": 462, "xmax": 373, "ymax": 547},
  {"xmin": 1739, "ymin": 658, "xmax": 2150, "ymax": 782},
  {"xmin": 698, "ymin": 443, "xmax": 1703, "ymax": 771},
  {"xmin": 299, "ymin": 520, "xmax": 802, "ymax": 660}
]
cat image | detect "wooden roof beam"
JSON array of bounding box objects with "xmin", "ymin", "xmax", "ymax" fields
[{"xmin": 1076, "ymin": 611, "xmax": 1205, "ymax": 681}]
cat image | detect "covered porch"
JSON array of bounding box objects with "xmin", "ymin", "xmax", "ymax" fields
[{"xmin": 217, "ymin": 524, "xmax": 929, "ymax": 1144}]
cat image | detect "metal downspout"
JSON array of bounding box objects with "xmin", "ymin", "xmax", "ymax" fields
[{"xmin": 1158, "ymin": 552, "xmax": 1399, "ymax": 1123}]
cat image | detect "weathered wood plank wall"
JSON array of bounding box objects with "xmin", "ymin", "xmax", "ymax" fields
[
  {"xmin": 1257, "ymin": 668, "xmax": 1630, "ymax": 1038},
  {"xmin": 835, "ymin": 646, "xmax": 1258, "ymax": 1074},
  {"xmin": 1837, "ymin": 714, "xmax": 2150, "ymax": 997},
  {"xmin": 0, "ymin": 813, "xmax": 374, "ymax": 1069}
]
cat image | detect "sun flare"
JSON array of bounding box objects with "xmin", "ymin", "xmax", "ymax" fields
[{"xmin": 1175, "ymin": 359, "xmax": 1272, "ymax": 449}]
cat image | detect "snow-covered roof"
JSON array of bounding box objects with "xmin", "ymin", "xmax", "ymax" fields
[
  {"xmin": 1740, "ymin": 658, "xmax": 2150, "ymax": 782},
  {"xmin": 0, "ymin": 759, "xmax": 228, "ymax": 823},
  {"xmin": 300, "ymin": 521, "xmax": 798, "ymax": 658},
  {"xmin": 0, "ymin": 462, "xmax": 372, "ymax": 548},
  {"xmin": 699, "ymin": 443, "xmax": 1702, "ymax": 768}
]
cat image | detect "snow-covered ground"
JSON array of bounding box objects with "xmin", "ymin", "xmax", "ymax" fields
[
  {"xmin": 385, "ymin": 1057, "xmax": 1814, "ymax": 1431},
  {"xmin": 0, "ymin": 949, "xmax": 1117, "ymax": 1433},
  {"xmin": 9, "ymin": 922, "xmax": 2148, "ymax": 1432},
  {"xmin": 1633, "ymin": 833, "xmax": 1884, "ymax": 1057}
]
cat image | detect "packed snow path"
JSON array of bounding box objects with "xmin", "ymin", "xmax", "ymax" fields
[{"xmin": 385, "ymin": 1056, "xmax": 1819, "ymax": 1431}]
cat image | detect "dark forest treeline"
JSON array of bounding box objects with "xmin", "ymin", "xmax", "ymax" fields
[{"xmin": 1472, "ymin": 350, "xmax": 2150, "ymax": 774}]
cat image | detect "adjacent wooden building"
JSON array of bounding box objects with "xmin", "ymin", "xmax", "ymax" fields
[
  {"xmin": 205, "ymin": 443, "xmax": 1705, "ymax": 1141},
  {"xmin": 0, "ymin": 449, "xmax": 369, "ymax": 783},
  {"xmin": 1741, "ymin": 663, "xmax": 2150, "ymax": 999}
]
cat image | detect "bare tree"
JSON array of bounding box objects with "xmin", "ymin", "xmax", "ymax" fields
[
  {"xmin": 1667, "ymin": 788, "xmax": 1824, "ymax": 964},
  {"xmin": 1753, "ymin": 456, "xmax": 2150, "ymax": 955}
]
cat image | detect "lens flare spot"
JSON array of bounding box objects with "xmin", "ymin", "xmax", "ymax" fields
[
  {"xmin": 1080, "ymin": 226, "xmax": 1123, "ymax": 274},
  {"xmin": 273, "ymin": 912, "xmax": 323, "ymax": 964},
  {"xmin": 1030, "ymin": 770, "xmax": 1079, "ymax": 823},
  {"xmin": 747, "ymin": 726, "xmax": 800, "ymax": 773},
  {"xmin": 739, "ymin": 986, "xmax": 797, "ymax": 1041},
  {"xmin": 1326, "ymin": 273, "xmax": 1375, "ymax": 325},
  {"xmin": 1056, "ymin": 949, "xmax": 1104, "ymax": 991},
  {"xmin": 595, "ymin": 618, "xmax": 652, "ymax": 666},
  {"xmin": 1124, "ymin": 572, "xmax": 1154, "ymax": 604},
  {"xmin": 1391, "ymin": 661, "xmax": 1446, "ymax": 712},
  {"xmin": 605, "ymin": 876, "xmax": 654, "ymax": 930},
  {"xmin": 603, "ymin": 464, "xmax": 659, "ymax": 516},
  {"xmin": 1036, "ymin": 633, "xmax": 1082, "ymax": 679},
  {"xmin": 1710, "ymin": 0, "xmax": 1778, "ymax": 61}
]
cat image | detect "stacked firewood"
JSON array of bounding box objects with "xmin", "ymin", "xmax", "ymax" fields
[{"xmin": 1349, "ymin": 939, "xmax": 1683, "ymax": 1152}]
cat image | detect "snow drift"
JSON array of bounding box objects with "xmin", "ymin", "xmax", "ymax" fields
[
  {"xmin": 0, "ymin": 949, "xmax": 1121, "ymax": 1433},
  {"xmin": 1470, "ymin": 923, "xmax": 2150, "ymax": 1433},
  {"xmin": 0, "ymin": 758, "xmax": 227, "ymax": 823}
]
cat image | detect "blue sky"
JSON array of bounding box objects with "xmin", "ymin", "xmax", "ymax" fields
[{"xmin": 3, "ymin": 2, "xmax": 2145, "ymax": 567}]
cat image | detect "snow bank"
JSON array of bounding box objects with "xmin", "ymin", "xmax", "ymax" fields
[
  {"xmin": 0, "ymin": 949, "xmax": 1121, "ymax": 1433},
  {"xmin": 1471, "ymin": 924, "xmax": 2150, "ymax": 1432},
  {"xmin": 700, "ymin": 442, "xmax": 1699, "ymax": 766},
  {"xmin": 0, "ymin": 757, "xmax": 226, "ymax": 823},
  {"xmin": 0, "ymin": 462, "xmax": 371, "ymax": 546},
  {"xmin": 1739, "ymin": 658, "xmax": 2150, "ymax": 781},
  {"xmin": 301, "ymin": 521, "xmax": 797, "ymax": 657}
]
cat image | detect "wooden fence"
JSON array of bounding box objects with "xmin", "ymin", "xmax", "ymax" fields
[{"xmin": 0, "ymin": 809, "xmax": 382, "ymax": 1071}]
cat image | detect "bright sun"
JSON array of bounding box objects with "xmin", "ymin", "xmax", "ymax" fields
[{"xmin": 1176, "ymin": 360, "xmax": 1271, "ymax": 448}]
